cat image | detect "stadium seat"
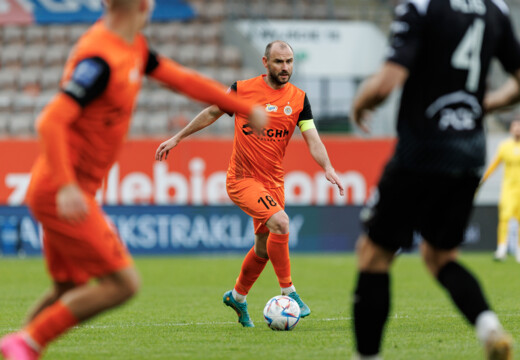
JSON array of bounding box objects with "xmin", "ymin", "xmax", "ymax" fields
[
  {"xmin": 25, "ymin": 25, "xmax": 47, "ymax": 45},
  {"xmin": 21, "ymin": 46, "xmax": 44, "ymax": 68},
  {"xmin": 17, "ymin": 67, "xmax": 41, "ymax": 90},
  {"xmin": 40, "ymin": 67, "xmax": 63, "ymax": 91},
  {"xmin": 47, "ymin": 25, "xmax": 69, "ymax": 45},
  {"xmin": 68, "ymin": 25, "xmax": 89, "ymax": 43},
  {"xmin": 0, "ymin": 70, "xmax": 17, "ymax": 91},
  {"xmin": 219, "ymin": 45, "xmax": 242, "ymax": 68},
  {"xmin": 8, "ymin": 113, "xmax": 35, "ymax": 136},
  {"xmin": 3, "ymin": 26, "xmax": 24, "ymax": 45},
  {"xmin": 2, "ymin": 44, "xmax": 23, "ymax": 68},
  {"xmin": 130, "ymin": 111, "xmax": 148, "ymax": 136},
  {"xmin": 42, "ymin": 45, "xmax": 69, "ymax": 67},
  {"xmin": 144, "ymin": 112, "xmax": 170, "ymax": 134}
]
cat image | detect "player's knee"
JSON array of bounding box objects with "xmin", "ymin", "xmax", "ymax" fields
[
  {"xmin": 267, "ymin": 212, "xmax": 290, "ymax": 234},
  {"xmin": 123, "ymin": 271, "xmax": 141, "ymax": 298},
  {"xmin": 420, "ymin": 242, "xmax": 457, "ymax": 276},
  {"xmin": 112, "ymin": 268, "xmax": 141, "ymax": 300},
  {"xmin": 53, "ymin": 282, "xmax": 76, "ymax": 299},
  {"xmin": 356, "ymin": 235, "xmax": 393, "ymax": 272}
]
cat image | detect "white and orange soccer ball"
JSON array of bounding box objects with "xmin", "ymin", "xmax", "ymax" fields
[{"xmin": 263, "ymin": 295, "xmax": 301, "ymax": 331}]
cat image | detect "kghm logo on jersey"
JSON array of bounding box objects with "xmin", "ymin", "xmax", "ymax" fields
[
  {"xmin": 242, "ymin": 124, "xmax": 289, "ymax": 140},
  {"xmin": 265, "ymin": 104, "xmax": 278, "ymax": 112}
]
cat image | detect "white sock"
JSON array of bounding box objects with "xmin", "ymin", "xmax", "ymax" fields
[
  {"xmin": 22, "ymin": 332, "xmax": 41, "ymax": 352},
  {"xmin": 496, "ymin": 243, "xmax": 507, "ymax": 258},
  {"xmin": 475, "ymin": 311, "xmax": 502, "ymax": 344},
  {"xmin": 281, "ymin": 285, "xmax": 296, "ymax": 295},
  {"xmin": 232, "ymin": 288, "xmax": 246, "ymax": 303}
]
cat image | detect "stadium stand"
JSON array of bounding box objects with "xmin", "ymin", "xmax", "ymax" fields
[{"xmin": 0, "ymin": 0, "xmax": 415, "ymax": 138}]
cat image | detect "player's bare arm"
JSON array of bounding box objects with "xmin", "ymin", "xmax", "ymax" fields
[
  {"xmin": 352, "ymin": 61, "xmax": 408, "ymax": 133},
  {"xmin": 483, "ymin": 69, "xmax": 520, "ymax": 113},
  {"xmin": 155, "ymin": 105, "xmax": 224, "ymax": 161},
  {"xmin": 301, "ymin": 128, "xmax": 344, "ymax": 196}
]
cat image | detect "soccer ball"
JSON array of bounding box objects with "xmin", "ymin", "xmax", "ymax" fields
[{"xmin": 263, "ymin": 295, "xmax": 301, "ymax": 331}]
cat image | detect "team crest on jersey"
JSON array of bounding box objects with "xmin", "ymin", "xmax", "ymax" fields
[
  {"xmin": 129, "ymin": 67, "xmax": 140, "ymax": 83},
  {"xmin": 265, "ymin": 104, "xmax": 278, "ymax": 112},
  {"xmin": 284, "ymin": 105, "xmax": 292, "ymax": 115}
]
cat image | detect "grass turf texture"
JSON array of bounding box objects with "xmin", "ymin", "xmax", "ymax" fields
[{"xmin": 0, "ymin": 253, "xmax": 519, "ymax": 359}]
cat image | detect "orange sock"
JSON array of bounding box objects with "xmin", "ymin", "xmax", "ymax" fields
[
  {"xmin": 267, "ymin": 233, "xmax": 292, "ymax": 288},
  {"xmin": 235, "ymin": 247, "xmax": 269, "ymax": 295},
  {"xmin": 24, "ymin": 300, "xmax": 78, "ymax": 349}
]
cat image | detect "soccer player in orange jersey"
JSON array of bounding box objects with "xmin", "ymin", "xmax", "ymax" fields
[
  {"xmin": 156, "ymin": 40, "xmax": 344, "ymax": 327},
  {"xmin": 0, "ymin": 0, "xmax": 266, "ymax": 358}
]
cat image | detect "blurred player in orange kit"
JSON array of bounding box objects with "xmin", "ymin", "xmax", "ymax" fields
[
  {"xmin": 0, "ymin": 0, "xmax": 266, "ymax": 358},
  {"xmin": 156, "ymin": 40, "xmax": 344, "ymax": 327}
]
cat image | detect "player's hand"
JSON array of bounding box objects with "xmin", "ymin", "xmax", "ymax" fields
[
  {"xmin": 56, "ymin": 183, "xmax": 89, "ymax": 224},
  {"xmin": 155, "ymin": 136, "xmax": 180, "ymax": 161},
  {"xmin": 248, "ymin": 106, "xmax": 267, "ymax": 132},
  {"xmin": 352, "ymin": 107, "xmax": 372, "ymax": 134},
  {"xmin": 325, "ymin": 167, "xmax": 345, "ymax": 196}
]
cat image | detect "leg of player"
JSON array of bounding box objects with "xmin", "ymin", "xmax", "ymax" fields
[
  {"xmin": 24, "ymin": 282, "xmax": 76, "ymax": 324},
  {"xmin": 421, "ymin": 242, "xmax": 512, "ymax": 360},
  {"xmin": 352, "ymin": 234, "xmax": 394, "ymax": 360},
  {"xmin": 495, "ymin": 213, "xmax": 508, "ymax": 261},
  {"xmin": 223, "ymin": 232, "xmax": 269, "ymax": 328},
  {"xmin": 516, "ymin": 218, "xmax": 520, "ymax": 263},
  {"xmin": 265, "ymin": 210, "xmax": 311, "ymax": 317},
  {"xmin": 0, "ymin": 267, "xmax": 139, "ymax": 360}
]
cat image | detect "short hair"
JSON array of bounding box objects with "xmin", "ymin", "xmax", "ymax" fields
[
  {"xmin": 264, "ymin": 41, "xmax": 293, "ymax": 60},
  {"xmin": 104, "ymin": 0, "xmax": 138, "ymax": 10}
]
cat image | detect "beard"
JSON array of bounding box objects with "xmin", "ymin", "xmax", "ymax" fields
[{"xmin": 268, "ymin": 68, "xmax": 291, "ymax": 86}]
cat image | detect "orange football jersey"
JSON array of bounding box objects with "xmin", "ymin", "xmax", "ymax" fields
[
  {"xmin": 227, "ymin": 75, "xmax": 313, "ymax": 187},
  {"xmin": 29, "ymin": 21, "xmax": 149, "ymax": 197}
]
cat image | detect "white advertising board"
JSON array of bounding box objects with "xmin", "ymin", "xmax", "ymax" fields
[{"xmin": 236, "ymin": 20, "xmax": 388, "ymax": 77}]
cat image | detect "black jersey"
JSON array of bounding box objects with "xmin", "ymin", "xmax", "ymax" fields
[{"xmin": 387, "ymin": 0, "xmax": 520, "ymax": 174}]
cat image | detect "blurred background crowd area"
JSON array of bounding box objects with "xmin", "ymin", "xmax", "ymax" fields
[{"xmin": 0, "ymin": 0, "xmax": 519, "ymax": 138}]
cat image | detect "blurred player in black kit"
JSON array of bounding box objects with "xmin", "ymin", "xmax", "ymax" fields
[{"xmin": 351, "ymin": 0, "xmax": 520, "ymax": 359}]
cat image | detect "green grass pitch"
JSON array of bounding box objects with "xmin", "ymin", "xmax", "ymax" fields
[{"xmin": 0, "ymin": 253, "xmax": 519, "ymax": 359}]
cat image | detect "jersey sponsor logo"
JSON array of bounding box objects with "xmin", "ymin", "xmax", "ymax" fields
[
  {"xmin": 284, "ymin": 105, "xmax": 293, "ymax": 115},
  {"xmin": 450, "ymin": 0, "xmax": 486, "ymax": 14},
  {"xmin": 265, "ymin": 104, "xmax": 278, "ymax": 112},
  {"xmin": 242, "ymin": 124, "xmax": 289, "ymax": 139},
  {"xmin": 390, "ymin": 21, "xmax": 410, "ymax": 35},
  {"xmin": 425, "ymin": 91, "xmax": 481, "ymax": 131},
  {"xmin": 129, "ymin": 67, "xmax": 140, "ymax": 83}
]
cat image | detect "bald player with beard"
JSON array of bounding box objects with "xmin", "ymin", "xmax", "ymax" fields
[{"xmin": 156, "ymin": 40, "xmax": 344, "ymax": 327}]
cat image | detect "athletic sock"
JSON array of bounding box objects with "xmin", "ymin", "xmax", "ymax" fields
[
  {"xmin": 475, "ymin": 310, "xmax": 502, "ymax": 343},
  {"xmin": 232, "ymin": 288, "xmax": 247, "ymax": 303},
  {"xmin": 497, "ymin": 218, "xmax": 508, "ymax": 256},
  {"xmin": 266, "ymin": 233, "xmax": 292, "ymax": 288},
  {"xmin": 24, "ymin": 300, "xmax": 78, "ymax": 349},
  {"xmin": 436, "ymin": 261, "xmax": 490, "ymax": 325},
  {"xmin": 281, "ymin": 285, "xmax": 296, "ymax": 296},
  {"xmin": 235, "ymin": 247, "xmax": 268, "ymax": 296},
  {"xmin": 353, "ymin": 272, "xmax": 390, "ymax": 357}
]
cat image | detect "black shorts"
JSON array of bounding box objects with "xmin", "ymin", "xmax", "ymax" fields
[{"xmin": 361, "ymin": 162, "xmax": 480, "ymax": 251}]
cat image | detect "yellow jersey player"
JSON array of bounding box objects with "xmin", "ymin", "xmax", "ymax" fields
[{"xmin": 481, "ymin": 119, "xmax": 520, "ymax": 262}]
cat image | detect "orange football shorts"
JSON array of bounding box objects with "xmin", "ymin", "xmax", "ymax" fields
[
  {"xmin": 29, "ymin": 193, "xmax": 133, "ymax": 285},
  {"xmin": 226, "ymin": 177, "xmax": 285, "ymax": 234}
]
